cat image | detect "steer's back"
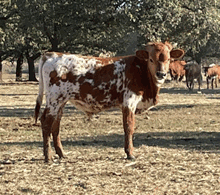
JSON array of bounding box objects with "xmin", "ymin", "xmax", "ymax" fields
[
  {"xmin": 207, "ymin": 65, "xmax": 220, "ymax": 78},
  {"xmin": 41, "ymin": 52, "xmax": 103, "ymax": 83},
  {"xmin": 36, "ymin": 52, "xmax": 130, "ymax": 120}
]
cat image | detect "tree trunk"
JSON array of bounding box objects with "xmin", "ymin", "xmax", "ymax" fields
[
  {"xmin": 25, "ymin": 52, "xmax": 41, "ymax": 81},
  {"xmin": 27, "ymin": 57, "xmax": 37, "ymax": 81},
  {"xmin": 16, "ymin": 53, "xmax": 23, "ymax": 81},
  {"xmin": 0, "ymin": 56, "xmax": 2, "ymax": 82},
  {"xmin": 51, "ymin": 38, "xmax": 59, "ymax": 52}
]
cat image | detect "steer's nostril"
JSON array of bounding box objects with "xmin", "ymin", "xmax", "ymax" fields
[
  {"xmin": 156, "ymin": 72, "xmax": 166, "ymax": 78},
  {"xmin": 156, "ymin": 72, "xmax": 160, "ymax": 77}
]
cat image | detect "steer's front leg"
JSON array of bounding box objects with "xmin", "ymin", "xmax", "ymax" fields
[{"xmin": 122, "ymin": 106, "xmax": 135, "ymax": 160}]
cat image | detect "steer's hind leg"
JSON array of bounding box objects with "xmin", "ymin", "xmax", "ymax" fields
[
  {"xmin": 51, "ymin": 105, "xmax": 65, "ymax": 159},
  {"xmin": 207, "ymin": 77, "xmax": 209, "ymax": 89},
  {"xmin": 186, "ymin": 77, "xmax": 190, "ymax": 90},
  {"xmin": 215, "ymin": 78, "xmax": 218, "ymax": 88},
  {"xmin": 192, "ymin": 80, "xmax": 195, "ymax": 90},
  {"xmin": 189, "ymin": 79, "xmax": 194, "ymax": 91},
  {"xmin": 40, "ymin": 107, "xmax": 55, "ymax": 162},
  {"xmin": 179, "ymin": 75, "xmax": 184, "ymax": 82}
]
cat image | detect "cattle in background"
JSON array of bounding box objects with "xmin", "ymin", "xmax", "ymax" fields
[
  {"xmin": 34, "ymin": 42, "xmax": 184, "ymax": 162},
  {"xmin": 204, "ymin": 64, "xmax": 220, "ymax": 89},
  {"xmin": 184, "ymin": 61, "xmax": 202, "ymax": 91},
  {"xmin": 169, "ymin": 60, "xmax": 186, "ymax": 82}
]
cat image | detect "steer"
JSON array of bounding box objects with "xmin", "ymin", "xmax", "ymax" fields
[
  {"xmin": 169, "ymin": 60, "xmax": 186, "ymax": 82},
  {"xmin": 34, "ymin": 42, "xmax": 184, "ymax": 162},
  {"xmin": 204, "ymin": 64, "xmax": 220, "ymax": 89},
  {"xmin": 184, "ymin": 61, "xmax": 202, "ymax": 91}
]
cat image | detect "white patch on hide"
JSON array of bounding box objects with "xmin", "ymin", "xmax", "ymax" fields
[{"xmin": 123, "ymin": 90, "xmax": 142, "ymax": 113}]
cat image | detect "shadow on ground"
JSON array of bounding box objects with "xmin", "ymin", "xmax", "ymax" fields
[
  {"xmin": 0, "ymin": 103, "xmax": 212, "ymax": 117},
  {"xmin": 160, "ymin": 87, "xmax": 220, "ymax": 94},
  {"xmin": 1, "ymin": 131, "xmax": 220, "ymax": 153}
]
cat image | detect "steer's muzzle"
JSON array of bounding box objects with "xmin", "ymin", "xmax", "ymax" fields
[{"xmin": 156, "ymin": 71, "xmax": 167, "ymax": 79}]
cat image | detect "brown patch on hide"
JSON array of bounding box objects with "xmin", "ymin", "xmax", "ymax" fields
[
  {"xmin": 109, "ymin": 85, "xmax": 119, "ymax": 102},
  {"xmin": 61, "ymin": 72, "xmax": 77, "ymax": 83},
  {"xmin": 79, "ymin": 82, "xmax": 94, "ymax": 99},
  {"xmin": 61, "ymin": 74, "xmax": 67, "ymax": 80},
  {"xmin": 93, "ymin": 64, "xmax": 116, "ymax": 85},
  {"xmin": 49, "ymin": 70, "xmax": 60, "ymax": 86},
  {"xmin": 49, "ymin": 70, "xmax": 77, "ymax": 86},
  {"xmin": 82, "ymin": 55, "xmax": 132, "ymax": 66}
]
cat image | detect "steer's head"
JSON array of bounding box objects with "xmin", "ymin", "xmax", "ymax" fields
[
  {"xmin": 134, "ymin": 42, "xmax": 184, "ymax": 115},
  {"xmin": 145, "ymin": 42, "xmax": 184, "ymax": 86}
]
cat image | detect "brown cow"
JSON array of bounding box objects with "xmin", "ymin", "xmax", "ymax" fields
[
  {"xmin": 169, "ymin": 60, "xmax": 186, "ymax": 82},
  {"xmin": 204, "ymin": 64, "xmax": 220, "ymax": 89},
  {"xmin": 34, "ymin": 42, "xmax": 184, "ymax": 162}
]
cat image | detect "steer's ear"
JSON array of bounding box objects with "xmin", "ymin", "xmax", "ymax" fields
[
  {"xmin": 136, "ymin": 50, "xmax": 149, "ymax": 60},
  {"xmin": 170, "ymin": 49, "xmax": 185, "ymax": 59}
]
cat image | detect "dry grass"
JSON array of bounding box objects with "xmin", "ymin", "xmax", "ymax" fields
[{"xmin": 0, "ymin": 74, "xmax": 220, "ymax": 194}]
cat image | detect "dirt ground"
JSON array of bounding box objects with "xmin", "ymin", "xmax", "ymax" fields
[{"xmin": 0, "ymin": 73, "xmax": 220, "ymax": 195}]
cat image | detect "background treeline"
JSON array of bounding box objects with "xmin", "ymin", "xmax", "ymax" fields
[{"xmin": 1, "ymin": 0, "xmax": 220, "ymax": 81}]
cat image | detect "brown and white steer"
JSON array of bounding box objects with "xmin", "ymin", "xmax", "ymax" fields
[
  {"xmin": 34, "ymin": 42, "xmax": 184, "ymax": 162},
  {"xmin": 204, "ymin": 64, "xmax": 220, "ymax": 89}
]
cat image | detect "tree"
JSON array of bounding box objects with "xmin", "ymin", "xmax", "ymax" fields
[
  {"xmin": 15, "ymin": 53, "xmax": 23, "ymax": 81},
  {"xmin": 26, "ymin": 0, "xmax": 133, "ymax": 55},
  {"xmin": 2, "ymin": 0, "xmax": 220, "ymax": 83},
  {"xmin": 0, "ymin": 0, "xmax": 47, "ymax": 81},
  {"xmin": 1, "ymin": 0, "xmax": 133, "ymax": 81},
  {"xmin": 0, "ymin": 0, "xmax": 18, "ymax": 81},
  {"xmin": 126, "ymin": 0, "xmax": 220, "ymax": 62}
]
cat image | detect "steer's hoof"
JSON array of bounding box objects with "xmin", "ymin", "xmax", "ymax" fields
[
  {"xmin": 59, "ymin": 155, "xmax": 67, "ymax": 160},
  {"xmin": 44, "ymin": 155, "xmax": 53, "ymax": 163},
  {"xmin": 56, "ymin": 152, "xmax": 65, "ymax": 159},
  {"xmin": 54, "ymin": 154, "xmax": 66, "ymax": 160},
  {"xmin": 44, "ymin": 158, "xmax": 52, "ymax": 163},
  {"xmin": 127, "ymin": 155, "xmax": 135, "ymax": 161}
]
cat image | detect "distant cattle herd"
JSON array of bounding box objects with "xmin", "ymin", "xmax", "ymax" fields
[{"xmin": 169, "ymin": 59, "xmax": 220, "ymax": 91}]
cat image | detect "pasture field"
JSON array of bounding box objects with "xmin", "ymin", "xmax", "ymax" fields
[{"xmin": 0, "ymin": 73, "xmax": 220, "ymax": 195}]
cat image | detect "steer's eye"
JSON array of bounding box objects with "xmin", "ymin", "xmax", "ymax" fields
[
  {"xmin": 150, "ymin": 59, "xmax": 153, "ymax": 63},
  {"xmin": 159, "ymin": 53, "xmax": 165, "ymax": 61}
]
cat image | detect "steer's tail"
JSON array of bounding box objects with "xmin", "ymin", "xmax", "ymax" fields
[{"xmin": 34, "ymin": 56, "xmax": 45, "ymax": 124}]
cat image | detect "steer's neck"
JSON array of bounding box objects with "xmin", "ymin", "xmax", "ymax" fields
[{"xmin": 142, "ymin": 64, "xmax": 160, "ymax": 104}]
